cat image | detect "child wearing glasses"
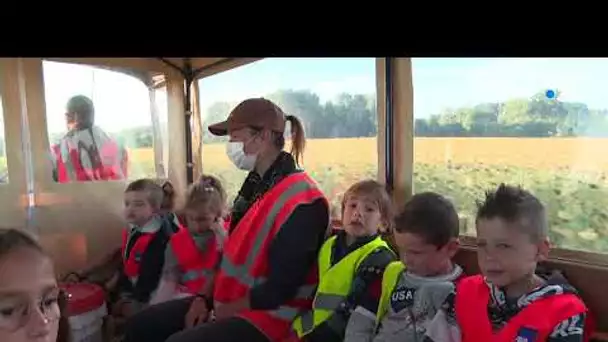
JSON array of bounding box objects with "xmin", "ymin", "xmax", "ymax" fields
[{"xmin": 0, "ymin": 228, "xmax": 71, "ymax": 342}]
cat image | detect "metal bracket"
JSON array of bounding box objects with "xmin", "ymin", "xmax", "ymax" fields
[
  {"xmin": 156, "ymin": 58, "xmax": 238, "ymax": 185},
  {"xmin": 157, "ymin": 58, "xmax": 202, "ymax": 184}
]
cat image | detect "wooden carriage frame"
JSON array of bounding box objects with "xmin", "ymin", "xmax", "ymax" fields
[{"xmin": 0, "ymin": 57, "xmax": 606, "ymax": 336}]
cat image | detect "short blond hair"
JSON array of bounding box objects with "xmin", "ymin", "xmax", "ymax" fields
[{"xmin": 341, "ymin": 179, "xmax": 394, "ymax": 232}]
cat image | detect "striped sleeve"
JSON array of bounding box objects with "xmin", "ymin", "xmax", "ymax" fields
[{"xmin": 548, "ymin": 313, "xmax": 586, "ymax": 342}]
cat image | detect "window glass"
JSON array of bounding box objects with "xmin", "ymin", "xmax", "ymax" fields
[
  {"xmin": 412, "ymin": 58, "xmax": 608, "ymax": 253},
  {"xmin": 0, "ymin": 94, "xmax": 7, "ymax": 183},
  {"xmin": 43, "ymin": 61, "xmax": 167, "ymax": 182},
  {"xmin": 198, "ymin": 58, "xmax": 378, "ymax": 219}
]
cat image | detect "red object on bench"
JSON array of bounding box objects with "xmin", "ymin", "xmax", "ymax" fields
[{"xmin": 59, "ymin": 282, "xmax": 106, "ymax": 316}]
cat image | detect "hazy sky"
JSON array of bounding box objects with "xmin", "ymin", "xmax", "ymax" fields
[{"xmin": 3, "ymin": 57, "xmax": 608, "ymax": 135}]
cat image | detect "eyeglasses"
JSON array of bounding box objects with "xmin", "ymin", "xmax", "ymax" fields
[{"xmin": 0, "ymin": 294, "xmax": 61, "ymax": 332}]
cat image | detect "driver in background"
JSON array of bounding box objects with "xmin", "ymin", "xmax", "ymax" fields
[{"xmin": 50, "ymin": 94, "xmax": 128, "ymax": 183}]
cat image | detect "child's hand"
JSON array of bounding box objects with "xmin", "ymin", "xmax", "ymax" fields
[
  {"xmin": 211, "ymin": 217, "xmax": 225, "ymax": 233},
  {"xmin": 104, "ymin": 272, "xmax": 119, "ymax": 291},
  {"xmin": 211, "ymin": 217, "xmax": 227, "ymax": 250},
  {"xmin": 184, "ymin": 297, "xmax": 209, "ymax": 328}
]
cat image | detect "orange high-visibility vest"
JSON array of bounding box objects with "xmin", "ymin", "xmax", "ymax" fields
[
  {"xmin": 171, "ymin": 229, "xmax": 219, "ymax": 295},
  {"xmin": 455, "ymin": 275, "xmax": 587, "ymax": 342},
  {"xmin": 213, "ymin": 172, "xmax": 328, "ymax": 342},
  {"xmin": 121, "ymin": 218, "xmax": 219, "ymax": 300},
  {"xmin": 52, "ymin": 138, "xmax": 127, "ymax": 183}
]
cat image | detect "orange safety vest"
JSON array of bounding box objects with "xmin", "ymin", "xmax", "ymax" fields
[
  {"xmin": 121, "ymin": 218, "xmax": 219, "ymax": 299},
  {"xmin": 455, "ymin": 275, "xmax": 588, "ymax": 342},
  {"xmin": 52, "ymin": 138, "xmax": 127, "ymax": 183},
  {"xmin": 213, "ymin": 172, "xmax": 328, "ymax": 342}
]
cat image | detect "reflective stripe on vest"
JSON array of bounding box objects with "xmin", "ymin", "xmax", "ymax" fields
[
  {"xmin": 292, "ymin": 235, "xmax": 390, "ymax": 337},
  {"xmin": 52, "ymin": 138, "xmax": 125, "ymax": 183},
  {"xmin": 121, "ymin": 218, "xmax": 218, "ymax": 296},
  {"xmin": 53, "ymin": 144, "xmax": 72, "ymax": 182},
  {"xmin": 455, "ymin": 275, "xmax": 587, "ymax": 342},
  {"xmin": 376, "ymin": 260, "xmax": 406, "ymax": 327},
  {"xmin": 169, "ymin": 227, "xmax": 219, "ymax": 295},
  {"xmin": 214, "ymin": 172, "xmax": 328, "ymax": 342}
]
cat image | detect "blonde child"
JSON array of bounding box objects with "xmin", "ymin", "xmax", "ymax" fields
[
  {"xmin": 153, "ymin": 175, "xmax": 227, "ymax": 305},
  {"xmin": 113, "ymin": 178, "xmax": 218, "ymax": 318},
  {"xmin": 123, "ymin": 175, "xmax": 229, "ymax": 342},
  {"xmin": 0, "ymin": 228, "xmax": 71, "ymax": 342},
  {"xmin": 291, "ymin": 179, "xmax": 397, "ymax": 342}
]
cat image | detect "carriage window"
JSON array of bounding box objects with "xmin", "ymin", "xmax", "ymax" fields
[
  {"xmin": 0, "ymin": 95, "xmax": 7, "ymax": 184},
  {"xmin": 412, "ymin": 58, "xmax": 608, "ymax": 254},
  {"xmin": 198, "ymin": 58, "xmax": 378, "ymax": 218},
  {"xmin": 42, "ymin": 61, "xmax": 166, "ymax": 182},
  {"xmin": 154, "ymin": 86, "xmax": 169, "ymax": 178}
]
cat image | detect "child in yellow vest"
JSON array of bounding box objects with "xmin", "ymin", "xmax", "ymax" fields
[
  {"xmin": 291, "ymin": 179, "xmax": 397, "ymax": 342},
  {"xmin": 345, "ymin": 192, "xmax": 464, "ymax": 342}
]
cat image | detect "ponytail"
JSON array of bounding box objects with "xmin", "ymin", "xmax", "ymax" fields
[
  {"xmin": 198, "ymin": 175, "xmax": 227, "ymax": 205},
  {"xmin": 160, "ymin": 180, "xmax": 175, "ymax": 212},
  {"xmin": 286, "ymin": 115, "xmax": 306, "ymax": 166},
  {"xmin": 183, "ymin": 174, "xmax": 226, "ymax": 217}
]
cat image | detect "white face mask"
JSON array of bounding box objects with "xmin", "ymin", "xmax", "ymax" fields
[{"xmin": 226, "ymin": 141, "xmax": 257, "ymax": 171}]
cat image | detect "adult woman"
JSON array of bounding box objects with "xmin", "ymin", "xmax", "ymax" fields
[{"xmin": 124, "ymin": 98, "xmax": 330, "ymax": 342}]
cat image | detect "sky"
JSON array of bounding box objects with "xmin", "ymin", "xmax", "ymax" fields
[{"xmin": 3, "ymin": 57, "xmax": 608, "ymax": 135}]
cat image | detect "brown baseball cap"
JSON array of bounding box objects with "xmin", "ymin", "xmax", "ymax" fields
[{"xmin": 208, "ymin": 98, "xmax": 287, "ymax": 136}]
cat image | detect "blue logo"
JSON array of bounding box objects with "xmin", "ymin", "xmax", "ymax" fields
[
  {"xmin": 516, "ymin": 327, "xmax": 538, "ymax": 342},
  {"xmin": 545, "ymin": 89, "xmax": 556, "ymax": 99}
]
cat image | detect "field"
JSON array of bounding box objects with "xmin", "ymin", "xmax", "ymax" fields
[
  {"xmin": 126, "ymin": 137, "xmax": 608, "ymax": 254},
  {"xmin": 1, "ymin": 137, "xmax": 601, "ymax": 253}
]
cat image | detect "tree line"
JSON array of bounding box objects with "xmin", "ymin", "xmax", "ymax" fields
[
  {"xmin": 45, "ymin": 89, "xmax": 608, "ymax": 150},
  {"xmin": 417, "ymin": 90, "xmax": 608, "ymax": 138}
]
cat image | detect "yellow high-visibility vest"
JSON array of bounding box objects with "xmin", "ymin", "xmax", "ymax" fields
[
  {"xmin": 375, "ymin": 260, "xmax": 406, "ymax": 328},
  {"xmin": 292, "ymin": 234, "xmax": 390, "ymax": 337}
]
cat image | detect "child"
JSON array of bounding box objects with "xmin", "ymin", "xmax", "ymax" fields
[
  {"xmin": 113, "ymin": 178, "xmax": 219, "ymax": 317},
  {"xmin": 291, "ymin": 179, "xmax": 397, "ymax": 342},
  {"xmin": 154, "ymin": 175, "xmax": 226, "ymax": 306},
  {"xmin": 431, "ymin": 184, "xmax": 589, "ymax": 342},
  {"xmin": 189, "ymin": 174, "xmax": 229, "ymax": 247},
  {"xmin": 0, "ymin": 228, "xmax": 71, "ymax": 342},
  {"xmin": 64, "ymin": 179, "xmax": 178, "ymax": 290},
  {"xmin": 122, "ymin": 176, "xmax": 228, "ymax": 342},
  {"xmin": 344, "ymin": 192, "xmax": 465, "ymax": 342}
]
